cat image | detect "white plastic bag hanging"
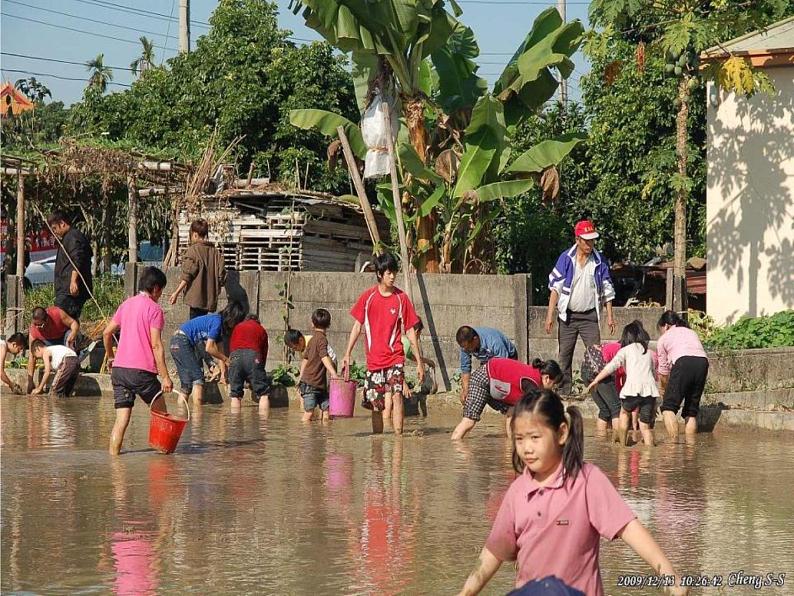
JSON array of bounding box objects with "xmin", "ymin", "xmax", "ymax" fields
[{"xmin": 361, "ymin": 92, "xmax": 399, "ymax": 179}]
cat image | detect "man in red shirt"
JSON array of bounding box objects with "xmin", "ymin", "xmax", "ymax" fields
[
  {"xmin": 342, "ymin": 253, "xmax": 424, "ymax": 435},
  {"xmin": 26, "ymin": 305, "xmax": 80, "ymax": 393}
]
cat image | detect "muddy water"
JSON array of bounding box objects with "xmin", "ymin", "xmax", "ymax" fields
[{"xmin": 2, "ymin": 395, "xmax": 793, "ymax": 595}]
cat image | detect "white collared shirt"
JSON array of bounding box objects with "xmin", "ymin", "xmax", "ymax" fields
[{"xmin": 567, "ymin": 255, "xmax": 597, "ymax": 312}]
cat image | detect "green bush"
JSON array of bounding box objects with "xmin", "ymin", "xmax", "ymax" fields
[
  {"xmin": 22, "ymin": 274, "xmax": 126, "ymax": 327},
  {"xmin": 704, "ymin": 310, "xmax": 794, "ymax": 350}
]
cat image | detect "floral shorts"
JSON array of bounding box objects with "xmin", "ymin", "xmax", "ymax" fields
[{"xmin": 362, "ymin": 364, "xmax": 404, "ymax": 411}]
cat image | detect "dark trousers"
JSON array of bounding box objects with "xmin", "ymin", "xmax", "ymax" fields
[
  {"xmin": 55, "ymin": 293, "xmax": 89, "ymax": 320},
  {"xmin": 189, "ymin": 307, "xmax": 213, "ymax": 369},
  {"xmin": 558, "ymin": 309, "xmax": 601, "ymax": 395}
]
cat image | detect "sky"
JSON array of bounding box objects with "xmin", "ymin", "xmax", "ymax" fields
[{"xmin": 0, "ymin": 0, "xmax": 591, "ymax": 106}]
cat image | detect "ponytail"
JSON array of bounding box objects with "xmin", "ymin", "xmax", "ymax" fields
[
  {"xmin": 563, "ymin": 406, "xmax": 584, "ymax": 481},
  {"xmin": 531, "ymin": 358, "xmax": 563, "ymax": 385},
  {"xmin": 658, "ymin": 309, "xmax": 688, "ymax": 329},
  {"xmin": 510, "ymin": 389, "xmax": 585, "ymax": 480}
]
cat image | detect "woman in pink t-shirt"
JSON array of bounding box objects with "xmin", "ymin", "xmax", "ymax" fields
[{"xmin": 458, "ymin": 390, "xmax": 687, "ymax": 596}]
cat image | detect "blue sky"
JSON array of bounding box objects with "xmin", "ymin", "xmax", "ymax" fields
[{"xmin": 1, "ymin": 0, "xmax": 591, "ymax": 106}]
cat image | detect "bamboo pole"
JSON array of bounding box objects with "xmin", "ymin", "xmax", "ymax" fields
[
  {"xmin": 15, "ymin": 173, "xmax": 25, "ymax": 279},
  {"xmin": 336, "ymin": 126, "xmax": 381, "ymax": 252},
  {"xmin": 382, "ymin": 105, "xmax": 412, "ymax": 301},
  {"xmin": 127, "ymin": 175, "xmax": 138, "ymax": 264}
]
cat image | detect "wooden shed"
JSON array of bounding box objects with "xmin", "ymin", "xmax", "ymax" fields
[{"xmin": 178, "ymin": 189, "xmax": 390, "ymax": 272}]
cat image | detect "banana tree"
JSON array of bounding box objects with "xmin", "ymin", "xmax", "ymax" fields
[{"xmin": 290, "ymin": 5, "xmax": 585, "ymax": 272}]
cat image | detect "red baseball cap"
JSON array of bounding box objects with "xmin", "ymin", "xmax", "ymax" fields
[{"xmin": 574, "ymin": 220, "xmax": 599, "ymax": 240}]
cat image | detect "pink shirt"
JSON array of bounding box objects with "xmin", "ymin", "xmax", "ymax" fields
[
  {"xmin": 486, "ymin": 462, "xmax": 636, "ymax": 595},
  {"xmin": 656, "ymin": 326, "xmax": 707, "ymax": 376},
  {"xmin": 112, "ymin": 293, "xmax": 165, "ymax": 374}
]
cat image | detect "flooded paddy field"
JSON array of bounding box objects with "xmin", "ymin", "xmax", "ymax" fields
[{"xmin": 2, "ymin": 395, "xmax": 793, "ymax": 595}]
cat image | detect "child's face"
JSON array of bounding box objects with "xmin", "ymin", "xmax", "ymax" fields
[
  {"xmin": 33, "ymin": 348, "xmax": 43, "ymax": 359},
  {"xmin": 288, "ymin": 337, "xmax": 306, "ymax": 352},
  {"xmin": 513, "ymin": 413, "xmax": 567, "ymax": 480},
  {"xmin": 7, "ymin": 342, "xmax": 22, "ymax": 355},
  {"xmin": 540, "ymin": 374, "xmax": 558, "ymax": 390},
  {"xmin": 380, "ymin": 269, "xmax": 396, "ymax": 288}
]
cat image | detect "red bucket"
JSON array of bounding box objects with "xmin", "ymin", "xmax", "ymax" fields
[
  {"xmin": 329, "ymin": 377, "xmax": 357, "ymax": 418},
  {"xmin": 148, "ymin": 393, "xmax": 190, "ymax": 454}
]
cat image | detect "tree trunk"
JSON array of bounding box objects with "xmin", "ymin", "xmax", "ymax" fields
[
  {"xmin": 404, "ymin": 96, "xmax": 440, "ymax": 273},
  {"xmin": 127, "ymin": 176, "xmax": 138, "ymax": 264},
  {"xmin": 101, "ymin": 199, "xmax": 113, "ymax": 274},
  {"xmin": 672, "ymin": 78, "xmax": 689, "ymax": 315}
]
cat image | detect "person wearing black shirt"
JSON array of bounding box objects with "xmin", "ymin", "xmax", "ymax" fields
[{"xmin": 47, "ymin": 211, "xmax": 93, "ymax": 319}]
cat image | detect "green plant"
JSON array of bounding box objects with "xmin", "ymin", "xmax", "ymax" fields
[
  {"xmin": 270, "ymin": 364, "xmax": 299, "ymax": 387},
  {"xmin": 704, "ymin": 310, "xmax": 794, "ymax": 351},
  {"xmin": 346, "ymin": 361, "xmax": 368, "ymax": 387}
]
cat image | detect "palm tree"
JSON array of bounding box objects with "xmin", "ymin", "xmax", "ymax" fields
[
  {"xmin": 130, "ymin": 36, "xmax": 155, "ymax": 77},
  {"xmin": 85, "ymin": 53, "xmax": 113, "ymax": 92}
]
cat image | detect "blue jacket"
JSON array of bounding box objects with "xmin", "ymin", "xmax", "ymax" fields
[
  {"xmin": 460, "ymin": 327, "xmax": 518, "ymax": 373},
  {"xmin": 548, "ymin": 245, "xmax": 615, "ymax": 322}
]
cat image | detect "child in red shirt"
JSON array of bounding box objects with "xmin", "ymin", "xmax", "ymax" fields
[
  {"xmin": 228, "ymin": 314, "xmax": 270, "ymax": 415},
  {"xmin": 342, "ymin": 253, "xmax": 423, "ymax": 435}
]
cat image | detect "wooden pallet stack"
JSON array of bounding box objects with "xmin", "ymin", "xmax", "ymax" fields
[{"xmin": 177, "ymin": 191, "xmax": 386, "ymax": 272}]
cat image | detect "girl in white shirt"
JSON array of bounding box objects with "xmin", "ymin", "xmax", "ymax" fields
[
  {"xmin": 587, "ymin": 321, "xmax": 659, "ymax": 446},
  {"xmin": 30, "ymin": 340, "xmax": 79, "ymax": 397}
]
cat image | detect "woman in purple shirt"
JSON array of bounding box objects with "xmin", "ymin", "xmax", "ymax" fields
[{"xmin": 656, "ymin": 311, "xmax": 709, "ymax": 439}]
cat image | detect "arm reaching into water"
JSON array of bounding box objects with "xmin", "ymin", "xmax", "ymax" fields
[{"xmin": 458, "ymin": 547, "xmax": 502, "ymax": 596}]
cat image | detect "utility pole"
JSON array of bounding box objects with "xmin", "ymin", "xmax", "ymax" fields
[
  {"xmin": 557, "ymin": 0, "xmax": 568, "ymax": 105},
  {"xmin": 179, "ymin": 0, "xmax": 190, "ymax": 54}
]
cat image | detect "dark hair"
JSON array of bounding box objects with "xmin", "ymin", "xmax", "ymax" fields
[
  {"xmin": 658, "ymin": 310, "xmax": 689, "ymax": 329},
  {"xmin": 47, "ymin": 210, "xmax": 71, "ymax": 226},
  {"xmin": 374, "ymin": 252, "xmax": 399, "ymax": 281},
  {"xmin": 312, "ymin": 308, "xmax": 331, "ymax": 329},
  {"xmin": 31, "ymin": 307, "xmax": 48, "ymax": 322},
  {"xmin": 30, "ymin": 339, "xmax": 45, "ymax": 354},
  {"xmin": 414, "ymin": 317, "xmax": 424, "ymax": 334},
  {"xmin": 220, "ymin": 301, "xmax": 248, "ymax": 338},
  {"xmin": 138, "ymin": 266, "xmax": 167, "ymax": 293},
  {"xmin": 190, "ymin": 219, "xmax": 209, "ymax": 238},
  {"xmin": 455, "ymin": 325, "xmax": 478, "ymax": 346},
  {"xmin": 620, "ymin": 320, "xmax": 650, "ymax": 354},
  {"xmin": 284, "ymin": 329, "xmax": 304, "ymax": 347},
  {"xmin": 510, "ymin": 389, "xmax": 584, "ymax": 480},
  {"xmin": 531, "ymin": 358, "xmax": 563, "ymax": 384},
  {"xmin": 7, "ymin": 332, "xmax": 28, "ymax": 349}
]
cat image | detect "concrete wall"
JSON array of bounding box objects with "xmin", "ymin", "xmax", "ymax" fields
[
  {"xmin": 127, "ymin": 268, "xmax": 531, "ymax": 392},
  {"xmin": 706, "ymin": 66, "xmax": 794, "ymax": 324}
]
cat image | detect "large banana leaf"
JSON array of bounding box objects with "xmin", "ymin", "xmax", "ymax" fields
[
  {"xmin": 430, "ymin": 23, "xmax": 486, "ymax": 114},
  {"xmin": 466, "ymin": 94, "xmax": 507, "ymax": 180},
  {"xmin": 473, "ymin": 179, "xmax": 535, "ymax": 202},
  {"xmin": 506, "ymin": 132, "xmax": 586, "ymax": 175},
  {"xmin": 453, "ymin": 127, "xmax": 497, "ymax": 197},
  {"xmin": 492, "ymin": 8, "xmax": 584, "ymax": 126},
  {"xmin": 289, "ymin": 109, "xmax": 367, "ymax": 159}
]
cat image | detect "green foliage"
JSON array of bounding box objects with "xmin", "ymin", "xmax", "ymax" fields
[
  {"xmin": 22, "ymin": 275, "xmax": 125, "ymax": 327},
  {"xmin": 702, "ymin": 311, "xmax": 794, "ymax": 351},
  {"xmin": 270, "ymin": 364, "xmax": 299, "ymax": 387},
  {"xmin": 66, "ymin": 0, "xmax": 358, "ymax": 193},
  {"xmin": 346, "ymin": 361, "xmax": 368, "ymax": 386}
]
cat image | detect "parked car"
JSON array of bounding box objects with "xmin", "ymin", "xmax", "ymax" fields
[{"xmin": 24, "ymin": 255, "xmax": 56, "ymax": 286}]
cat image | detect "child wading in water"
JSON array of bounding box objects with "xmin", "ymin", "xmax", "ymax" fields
[
  {"xmin": 228, "ymin": 314, "xmax": 270, "ymax": 415},
  {"xmin": 296, "ymin": 308, "xmax": 338, "ymax": 422},
  {"xmin": 29, "ymin": 341, "xmax": 80, "ymax": 397},
  {"xmin": 587, "ymin": 321, "xmax": 659, "ymax": 446},
  {"xmin": 169, "ymin": 302, "xmax": 246, "ymax": 405},
  {"xmin": 459, "ymin": 390, "xmax": 686, "ymax": 596},
  {"xmin": 104, "ymin": 267, "xmax": 173, "ymax": 455},
  {"xmin": 342, "ymin": 253, "xmax": 423, "ymax": 435}
]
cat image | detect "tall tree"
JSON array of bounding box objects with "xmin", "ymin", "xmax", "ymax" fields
[
  {"xmin": 85, "ymin": 54, "xmax": 113, "ymax": 93},
  {"xmin": 289, "ymin": 2, "xmax": 583, "ymax": 272},
  {"xmin": 15, "ymin": 77, "xmax": 51, "ymax": 104},
  {"xmin": 130, "ymin": 36, "xmax": 155, "ymax": 77},
  {"xmin": 588, "ymin": 0, "xmax": 789, "ymax": 312}
]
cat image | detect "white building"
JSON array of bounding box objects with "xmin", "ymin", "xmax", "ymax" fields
[{"xmin": 702, "ymin": 17, "xmax": 794, "ymax": 324}]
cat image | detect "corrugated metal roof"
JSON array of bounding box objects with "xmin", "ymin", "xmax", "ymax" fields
[{"xmin": 702, "ymin": 16, "xmax": 794, "ymax": 57}]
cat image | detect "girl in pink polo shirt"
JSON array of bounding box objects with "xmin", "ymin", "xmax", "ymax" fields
[{"xmin": 459, "ymin": 390, "xmax": 686, "ymax": 596}]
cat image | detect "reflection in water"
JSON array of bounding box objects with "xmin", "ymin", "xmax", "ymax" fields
[{"xmin": 2, "ymin": 395, "xmax": 794, "ymax": 594}]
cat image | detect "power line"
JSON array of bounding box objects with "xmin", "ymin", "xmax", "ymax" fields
[
  {"xmin": 3, "ymin": 12, "xmax": 178, "ymax": 52},
  {"xmin": 1, "ymin": 67, "xmax": 131, "ymax": 88},
  {"xmin": 458, "ymin": 0, "xmax": 589, "ymax": 4},
  {"xmin": 162, "ymin": 0, "xmax": 176, "ymax": 66},
  {"xmin": 65, "ymin": 0, "xmax": 210, "ymax": 28},
  {"xmin": 5, "ymin": 0, "xmax": 176, "ymax": 39},
  {"xmin": 2, "ymin": 51, "xmax": 136, "ymax": 72}
]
